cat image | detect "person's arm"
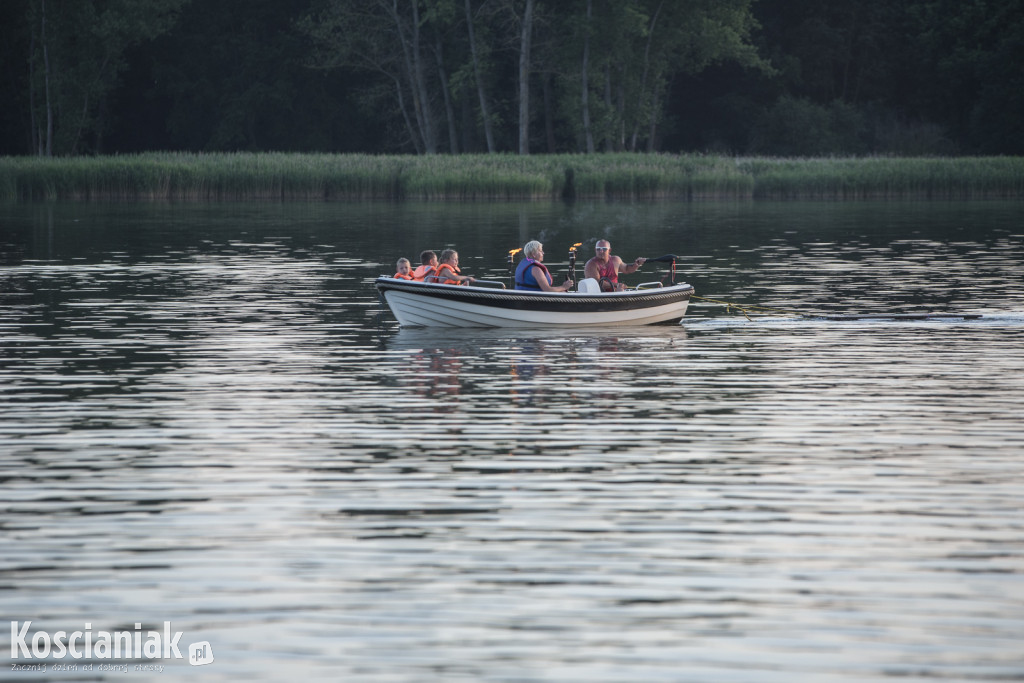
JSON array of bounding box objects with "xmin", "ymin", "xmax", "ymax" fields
[
  {"xmin": 617, "ymin": 256, "xmax": 646, "ymax": 275},
  {"xmin": 532, "ymin": 265, "xmax": 572, "ymax": 292},
  {"xmin": 583, "ymin": 260, "xmax": 600, "ymax": 281},
  {"xmin": 433, "ymin": 264, "xmax": 453, "ymax": 282},
  {"xmin": 437, "ymin": 264, "xmax": 475, "ymax": 284}
]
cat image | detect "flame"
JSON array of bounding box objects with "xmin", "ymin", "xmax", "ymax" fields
[
  {"xmin": 569, "ymin": 242, "xmax": 582, "ymax": 252},
  {"xmin": 508, "ymin": 248, "xmax": 522, "ymax": 256}
]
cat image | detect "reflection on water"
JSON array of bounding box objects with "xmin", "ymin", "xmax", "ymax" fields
[{"xmin": 1, "ymin": 201, "xmax": 1023, "ymax": 681}]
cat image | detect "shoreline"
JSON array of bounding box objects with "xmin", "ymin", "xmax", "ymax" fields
[{"xmin": 2, "ymin": 152, "xmax": 1022, "ymax": 202}]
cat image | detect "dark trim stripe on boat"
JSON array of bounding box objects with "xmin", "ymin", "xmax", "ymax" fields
[{"xmin": 375, "ymin": 278, "xmax": 694, "ymax": 313}]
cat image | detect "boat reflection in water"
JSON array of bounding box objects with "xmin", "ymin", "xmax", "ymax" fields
[{"xmin": 383, "ymin": 326, "xmax": 688, "ymax": 414}]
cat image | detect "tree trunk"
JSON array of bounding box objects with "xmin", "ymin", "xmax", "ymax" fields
[
  {"xmin": 395, "ymin": 76, "xmax": 424, "ymax": 154},
  {"xmin": 630, "ymin": 0, "xmax": 662, "ymax": 152},
  {"xmin": 460, "ymin": 96, "xmax": 474, "ymax": 151},
  {"xmin": 71, "ymin": 93, "xmax": 90, "ymax": 156},
  {"xmin": 434, "ymin": 32, "xmax": 458, "ymax": 153},
  {"xmin": 464, "ymin": 0, "xmax": 495, "ymax": 152},
  {"xmin": 409, "ymin": 0, "xmax": 437, "ymax": 153},
  {"xmin": 543, "ymin": 72, "xmax": 556, "ymax": 153},
  {"xmin": 95, "ymin": 95, "xmax": 107, "ymax": 154},
  {"xmin": 581, "ymin": 0, "xmax": 594, "ymax": 153},
  {"xmin": 517, "ymin": 0, "xmax": 534, "ymax": 155},
  {"xmin": 617, "ymin": 70, "xmax": 626, "ymax": 151},
  {"xmin": 646, "ymin": 84, "xmax": 660, "ymax": 152},
  {"xmin": 42, "ymin": 0, "xmax": 53, "ymax": 157},
  {"xmin": 29, "ymin": 18, "xmax": 39, "ymax": 155},
  {"xmin": 387, "ymin": 0, "xmax": 433, "ymax": 153},
  {"xmin": 604, "ymin": 64, "xmax": 614, "ymax": 152}
]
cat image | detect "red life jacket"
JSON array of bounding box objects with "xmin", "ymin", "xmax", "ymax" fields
[
  {"xmin": 591, "ymin": 259, "xmax": 619, "ymax": 291},
  {"xmin": 595, "ymin": 260, "xmax": 618, "ymax": 284},
  {"xmin": 393, "ymin": 272, "xmax": 414, "ymax": 280}
]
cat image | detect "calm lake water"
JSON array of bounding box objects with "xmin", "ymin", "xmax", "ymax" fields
[{"xmin": 2, "ymin": 201, "xmax": 1023, "ymax": 681}]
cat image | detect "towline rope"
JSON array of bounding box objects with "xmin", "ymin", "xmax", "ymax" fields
[{"xmin": 690, "ymin": 295, "xmax": 814, "ymax": 321}]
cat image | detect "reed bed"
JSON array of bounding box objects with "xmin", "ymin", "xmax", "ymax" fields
[
  {"xmin": 739, "ymin": 156, "xmax": 1024, "ymax": 199},
  {"xmin": 1, "ymin": 152, "xmax": 1022, "ymax": 202}
]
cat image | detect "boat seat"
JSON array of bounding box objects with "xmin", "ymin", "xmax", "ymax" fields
[{"xmin": 577, "ymin": 277, "xmax": 601, "ymax": 294}]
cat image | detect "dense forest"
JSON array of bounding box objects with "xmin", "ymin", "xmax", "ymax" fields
[{"xmin": 1, "ymin": 0, "xmax": 1022, "ymax": 158}]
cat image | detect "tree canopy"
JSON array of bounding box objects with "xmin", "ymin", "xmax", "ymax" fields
[{"xmin": 1, "ymin": 0, "xmax": 1021, "ymax": 156}]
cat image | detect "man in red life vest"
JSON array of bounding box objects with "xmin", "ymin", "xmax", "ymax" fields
[{"xmin": 584, "ymin": 239, "xmax": 646, "ymax": 292}]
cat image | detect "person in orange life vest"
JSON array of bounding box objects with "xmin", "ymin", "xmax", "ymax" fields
[
  {"xmin": 412, "ymin": 250, "xmax": 438, "ymax": 281},
  {"xmin": 584, "ymin": 239, "xmax": 646, "ymax": 292},
  {"xmin": 514, "ymin": 240, "xmax": 573, "ymax": 292},
  {"xmin": 393, "ymin": 257, "xmax": 414, "ymax": 280},
  {"xmin": 433, "ymin": 249, "xmax": 476, "ymax": 285}
]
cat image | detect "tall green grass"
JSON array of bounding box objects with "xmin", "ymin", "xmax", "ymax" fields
[
  {"xmin": 739, "ymin": 156, "xmax": 1024, "ymax": 199},
  {"xmin": 1, "ymin": 152, "xmax": 1022, "ymax": 202}
]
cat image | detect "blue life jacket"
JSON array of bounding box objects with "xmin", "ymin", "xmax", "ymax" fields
[{"xmin": 515, "ymin": 258, "xmax": 552, "ymax": 290}]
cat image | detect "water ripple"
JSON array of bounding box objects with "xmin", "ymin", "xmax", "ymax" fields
[{"xmin": 1, "ymin": 202, "xmax": 1023, "ymax": 681}]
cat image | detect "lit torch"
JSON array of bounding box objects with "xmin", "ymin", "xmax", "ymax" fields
[
  {"xmin": 508, "ymin": 248, "xmax": 522, "ymax": 288},
  {"xmin": 568, "ymin": 243, "xmax": 582, "ymax": 291}
]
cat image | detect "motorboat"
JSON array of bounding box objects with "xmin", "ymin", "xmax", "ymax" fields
[{"xmin": 375, "ymin": 257, "xmax": 695, "ymax": 328}]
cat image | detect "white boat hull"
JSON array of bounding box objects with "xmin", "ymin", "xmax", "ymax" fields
[{"xmin": 376, "ymin": 278, "xmax": 695, "ymax": 328}]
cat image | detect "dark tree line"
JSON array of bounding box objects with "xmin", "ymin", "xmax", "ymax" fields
[{"xmin": 1, "ymin": 0, "xmax": 1021, "ymax": 157}]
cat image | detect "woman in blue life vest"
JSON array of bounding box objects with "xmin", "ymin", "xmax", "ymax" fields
[{"xmin": 514, "ymin": 240, "xmax": 574, "ymax": 292}]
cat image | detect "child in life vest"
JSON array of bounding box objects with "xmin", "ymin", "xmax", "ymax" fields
[
  {"xmin": 412, "ymin": 250, "xmax": 438, "ymax": 281},
  {"xmin": 434, "ymin": 249, "xmax": 476, "ymax": 285},
  {"xmin": 393, "ymin": 257, "xmax": 414, "ymax": 280}
]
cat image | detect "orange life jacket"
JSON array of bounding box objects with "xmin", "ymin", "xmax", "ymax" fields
[
  {"xmin": 435, "ymin": 263, "xmax": 464, "ymax": 285},
  {"xmin": 412, "ymin": 264, "xmax": 436, "ymax": 281},
  {"xmin": 393, "ymin": 272, "xmax": 414, "ymax": 280}
]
